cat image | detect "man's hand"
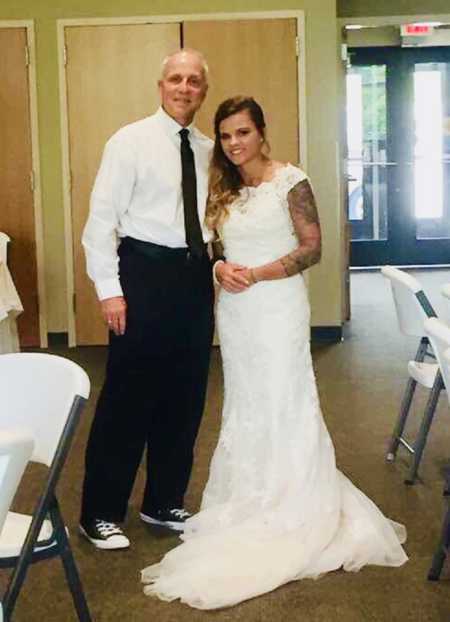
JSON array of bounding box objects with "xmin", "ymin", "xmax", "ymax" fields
[
  {"xmin": 216, "ymin": 262, "xmax": 251, "ymax": 293},
  {"xmin": 101, "ymin": 296, "xmax": 127, "ymax": 335}
]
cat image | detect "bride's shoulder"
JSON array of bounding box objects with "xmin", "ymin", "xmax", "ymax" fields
[
  {"xmin": 285, "ymin": 162, "xmax": 308, "ymax": 178},
  {"xmin": 274, "ymin": 162, "xmax": 308, "ymax": 191}
]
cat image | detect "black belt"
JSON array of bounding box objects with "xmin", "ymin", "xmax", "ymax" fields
[{"xmin": 120, "ymin": 236, "xmax": 208, "ymax": 261}]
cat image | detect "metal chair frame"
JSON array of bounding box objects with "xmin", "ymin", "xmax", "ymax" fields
[
  {"xmin": 421, "ymin": 329, "xmax": 450, "ymax": 581},
  {"xmin": 0, "ymin": 354, "xmax": 92, "ymax": 622},
  {"xmin": 428, "ymin": 477, "xmax": 450, "ymax": 581},
  {"xmin": 382, "ymin": 266, "xmax": 441, "ymax": 485}
]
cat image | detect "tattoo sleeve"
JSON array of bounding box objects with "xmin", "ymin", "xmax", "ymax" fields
[
  {"xmin": 250, "ymin": 179, "xmax": 321, "ymax": 283},
  {"xmin": 279, "ymin": 179, "xmax": 321, "ymax": 276},
  {"xmin": 212, "ymin": 239, "xmax": 225, "ymax": 263}
]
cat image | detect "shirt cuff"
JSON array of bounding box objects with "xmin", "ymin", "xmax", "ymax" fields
[
  {"xmin": 212, "ymin": 260, "xmax": 225, "ymax": 286},
  {"xmin": 95, "ymin": 278, "xmax": 124, "ymax": 300}
]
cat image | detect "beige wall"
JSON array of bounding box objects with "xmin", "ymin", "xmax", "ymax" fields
[
  {"xmin": 346, "ymin": 26, "xmax": 400, "ymax": 47},
  {"xmin": 0, "ymin": 0, "xmax": 342, "ymax": 332}
]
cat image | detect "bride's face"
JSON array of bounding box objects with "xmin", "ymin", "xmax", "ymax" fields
[{"xmin": 219, "ymin": 110, "xmax": 263, "ymax": 168}]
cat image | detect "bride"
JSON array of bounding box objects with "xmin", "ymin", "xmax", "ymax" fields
[{"xmin": 141, "ymin": 96, "xmax": 407, "ymax": 609}]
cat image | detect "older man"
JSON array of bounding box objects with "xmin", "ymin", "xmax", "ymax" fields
[{"xmin": 79, "ymin": 49, "xmax": 214, "ymax": 549}]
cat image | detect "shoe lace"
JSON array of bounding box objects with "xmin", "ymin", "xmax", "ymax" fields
[
  {"xmin": 96, "ymin": 520, "xmax": 122, "ymax": 536},
  {"xmin": 170, "ymin": 509, "xmax": 190, "ymax": 519}
]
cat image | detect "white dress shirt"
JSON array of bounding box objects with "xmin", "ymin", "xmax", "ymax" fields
[{"xmin": 82, "ymin": 107, "xmax": 214, "ymax": 300}]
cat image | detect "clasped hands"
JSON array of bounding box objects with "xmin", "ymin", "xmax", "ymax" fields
[
  {"xmin": 215, "ymin": 262, "xmax": 257, "ymax": 293},
  {"xmin": 101, "ymin": 262, "xmax": 255, "ymax": 334}
]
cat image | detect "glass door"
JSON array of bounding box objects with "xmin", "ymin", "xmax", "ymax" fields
[
  {"xmin": 347, "ymin": 60, "xmax": 388, "ymax": 263},
  {"xmin": 347, "ymin": 46, "xmax": 450, "ymax": 266},
  {"xmin": 414, "ymin": 59, "xmax": 450, "ymax": 247}
]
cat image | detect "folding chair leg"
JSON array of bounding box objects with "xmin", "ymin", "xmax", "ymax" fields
[
  {"xmin": 386, "ymin": 377, "xmax": 417, "ymax": 461},
  {"xmin": 51, "ymin": 503, "xmax": 92, "ymax": 622},
  {"xmin": 3, "ymin": 556, "xmax": 28, "ymax": 620},
  {"xmin": 59, "ymin": 544, "xmax": 92, "ymax": 622},
  {"xmin": 428, "ymin": 548, "xmax": 447, "ymax": 581},
  {"xmin": 386, "ymin": 337, "xmax": 429, "ymax": 462},
  {"xmin": 2, "ymin": 507, "xmax": 49, "ymax": 619},
  {"xmin": 428, "ymin": 503, "xmax": 450, "ymax": 581},
  {"xmin": 405, "ymin": 373, "xmax": 443, "ymax": 485}
]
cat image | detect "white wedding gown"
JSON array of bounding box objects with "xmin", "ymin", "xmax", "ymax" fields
[{"xmin": 142, "ymin": 164, "xmax": 407, "ymax": 609}]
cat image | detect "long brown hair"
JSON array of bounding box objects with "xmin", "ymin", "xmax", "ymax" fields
[{"xmin": 205, "ymin": 96, "xmax": 268, "ymax": 232}]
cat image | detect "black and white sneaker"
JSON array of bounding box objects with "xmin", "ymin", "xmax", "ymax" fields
[
  {"xmin": 79, "ymin": 519, "xmax": 130, "ymax": 550},
  {"xmin": 140, "ymin": 508, "xmax": 191, "ymax": 531}
]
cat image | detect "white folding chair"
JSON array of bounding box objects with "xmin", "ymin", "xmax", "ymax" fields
[
  {"xmin": 381, "ymin": 266, "xmax": 442, "ymax": 484},
  {"xmin": 0, "ymin": 429, "xmax": 34, "ymax": 620},
  {"xmin": 0, "ymin": 353, "xmax": 91, "ymax": 622},
  {"xmin": 427, "ymin": 342, "xmax": 450, "ymax": 582}
]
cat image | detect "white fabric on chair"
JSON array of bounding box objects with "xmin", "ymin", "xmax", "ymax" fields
[
  {"xmin": 0, "ymin": 512, "xmax": 61, "ymax": 557},
  {"xmin": 0, "ymin": 233, "xmax": 23, "ymax": 353},
  {"xmin": 407, "ymin": 360, "xmax": 439, "ymax": 389}
]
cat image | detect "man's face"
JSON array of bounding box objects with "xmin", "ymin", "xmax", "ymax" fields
[{"xmin": 158, "ymin": 52, "xmax": 208, "ymax": 126}]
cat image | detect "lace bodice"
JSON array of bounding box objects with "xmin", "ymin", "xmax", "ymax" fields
[{"xmin": 219, "ymin": 164, "xmax": 309, "ymax": 266}]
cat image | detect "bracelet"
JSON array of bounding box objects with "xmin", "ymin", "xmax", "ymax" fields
[
  {"xmin": 250, "ymin": 268, "xmax": 258, "ymax": 284},
  {"xmin": 213, "ymin": 260, "xmax": 225, "ymax": 286}
]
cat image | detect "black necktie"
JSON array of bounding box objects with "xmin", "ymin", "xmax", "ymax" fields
[{"xmin": 179, "ymin": 128, "xmax": 204, "ymax": 258}]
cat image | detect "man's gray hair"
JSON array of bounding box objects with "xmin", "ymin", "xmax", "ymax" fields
[{"xmin": 160, "ymin": 48, "xmax": 209, "ymax": 82}]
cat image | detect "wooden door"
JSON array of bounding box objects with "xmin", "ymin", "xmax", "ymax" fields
[
  {"xmin": 65, "ymin": 23, "xmax": 180, "ymax": 344},
  {"xmin": 0, "ymin": 28, "xmax": 40, "ymax": 346},
  {"xmin": 185, "ymin": 19, "xmax": 300, "ymax": 345},
  {"xmin": 184, "ymin": 19, "xmax": 299, "ymax": 164}
]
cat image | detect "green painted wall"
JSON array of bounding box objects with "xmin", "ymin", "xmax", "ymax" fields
[
  {"xmin": 1, "ymin": 0, "xmax": 341, "ymax": 333},
  {"xmin": 338, "ymin": 0, "xmax": 450, "ymax": 18}
]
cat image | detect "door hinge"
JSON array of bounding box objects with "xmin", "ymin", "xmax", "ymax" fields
[
  {"xmin": 25, "ymin": 45, "xmax": 30, "ymax": 67},
  {"xmin": 30, "ymin": 170, "xmax": 35, "ymax": 192},
  {"xmin": 295, "ymin": 36, "xmax": 300, "ymax": 57},
  {"xmin": 64, "ymin": 45, "xmax": 68, "ymax": 67}
]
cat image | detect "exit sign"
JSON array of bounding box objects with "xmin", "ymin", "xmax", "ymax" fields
[{"xmin": 401, "ymin": 24, "xmax": 433, "ymax": 36}]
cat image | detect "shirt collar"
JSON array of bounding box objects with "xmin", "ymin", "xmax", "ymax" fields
[{"xmin": 156, "ymin": 106, "xmax": 196, "ymax": 139}]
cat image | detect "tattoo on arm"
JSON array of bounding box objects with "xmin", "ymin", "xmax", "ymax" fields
[
  {"xmin": 279, "ymin": 246, "xmax": 321, "ymax": 276},
  {"xmin": 212, "ymin": 239, "xmax": 225, "ymax": 263},
  {"xmin": 287, "ymin": 179, "xmax": 320, "ymax": 225},
  {"xmin": 279, "ymin": 179, "xmax": 321, "ymax": 277}
]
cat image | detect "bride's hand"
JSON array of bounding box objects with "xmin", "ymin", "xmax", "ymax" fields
[
  {"xmin": 236, "ymin": 267, "xmax": 258, "ymax": 286},
  {"xmin": 216, "ymin": 262, "xmax": 251, "ymax": 293}
]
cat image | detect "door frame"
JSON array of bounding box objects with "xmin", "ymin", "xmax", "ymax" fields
[
  {"xmin": 338, "ymin": 13, "xmax": 450, "ymax": 269},
  {"xmin": 0, "ymin": 20, "xmax": 47, "ymax": 347},
  {"xmin": 348, "ymin": 45, "xmax": 450, "ymax": 267},
  {"xmin": 57, "ymin": 10, "xmax": 306, "ymax": 346}
]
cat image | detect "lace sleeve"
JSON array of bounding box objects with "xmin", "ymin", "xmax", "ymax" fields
[{"xmin": 252, "ymin": 179, "xmax": 321, "ymax": 283}]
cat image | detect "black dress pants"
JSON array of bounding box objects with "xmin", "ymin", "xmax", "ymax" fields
[{"xmin": 80, "ymin": 238, "xmax": 214, "ymax": 523}]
